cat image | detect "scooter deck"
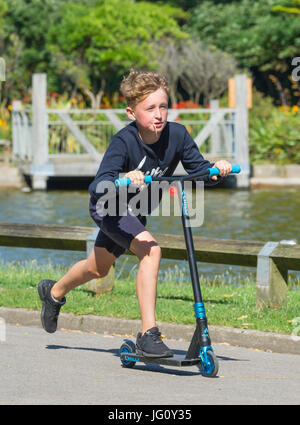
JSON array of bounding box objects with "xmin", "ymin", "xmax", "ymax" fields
[{"xmin": 121, "ymin": 352, "xmax": 201, "ymax": 367}]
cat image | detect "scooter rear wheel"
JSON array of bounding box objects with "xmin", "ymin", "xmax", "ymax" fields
[{"xmin": 199, "ymin": 350, "xmax": 219, "ymax": 377}]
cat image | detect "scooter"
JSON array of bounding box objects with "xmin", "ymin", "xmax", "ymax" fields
[{"xmin": 115, "ymin": 165, "xmax": 241, "ymax": 377}]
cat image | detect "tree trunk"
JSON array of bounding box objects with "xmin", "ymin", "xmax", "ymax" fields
[
  {"xmin": 82, "ymin": 79, "xmax": 106, "ymax": 109},
  {"xmin": 169, "ymin": 87, "xmax": 177, "ymax": 107}
]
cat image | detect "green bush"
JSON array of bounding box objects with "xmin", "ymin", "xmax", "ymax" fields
[{"xmin": 249, "ymin": 91, "xmax": 300, "ymax": 164}]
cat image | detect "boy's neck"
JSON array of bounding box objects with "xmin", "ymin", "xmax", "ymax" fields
[
  {"xmin": 137, "ymin": 127, "xmax": 160, "ymax": 145},
  {"xmin": 139, "ymin": 133, "xmax": 159, "ymax": 145}
]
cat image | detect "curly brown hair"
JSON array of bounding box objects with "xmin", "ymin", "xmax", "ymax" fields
[{"xmin": 120, "ymin": 69, "xmax": 169, "ymax": 109}]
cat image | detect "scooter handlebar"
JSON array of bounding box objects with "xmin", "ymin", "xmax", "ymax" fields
[{"xmin": 115, "ymin": 165, "xmax": 241, "ymax": 187}]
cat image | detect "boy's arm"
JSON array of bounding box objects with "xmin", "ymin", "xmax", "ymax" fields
[
  {"xmin": 88, "ymin": 137, "xmax": 127, "ymax": 200},
  {"xmin": 180, "ymin": 130, "xmax": 221, "ymax": 185}
]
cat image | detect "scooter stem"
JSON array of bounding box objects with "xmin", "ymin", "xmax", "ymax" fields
[
  {"xmin": 176, "ymin": 180, "xmax": 203, "ymax": 304},
  {"xmin": 175, "ymin": 180, "xmax": 213, "ymax": 360}
]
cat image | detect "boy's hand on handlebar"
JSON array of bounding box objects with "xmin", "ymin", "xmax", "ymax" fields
[
  {"xmin": 124, "ymin": 170, "xmax": 146, "ymax": 189},
  {"xmin": 211, "ymin": 160, "xmax": 232, "ymax": 181}
]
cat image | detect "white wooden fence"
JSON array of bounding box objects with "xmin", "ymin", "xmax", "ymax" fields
[{"xmin": 12, "ymin": 73, "xmax": 250, "ymax": 189}]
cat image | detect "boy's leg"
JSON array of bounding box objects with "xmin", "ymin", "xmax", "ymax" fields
[
  {"xmin": 129, "ymin": 230, "xmax": 161, "ymax": 334},
  {"xmin": 130, "ymin": 230, "xmax": 173, "ymax": 357},
  {"xmin": 38, "ymin": 247, "xmax": 116, "ymax": 333},
  {"xmin": 51, "ymin": 246, "xmax": 116, "ymax": 300}
]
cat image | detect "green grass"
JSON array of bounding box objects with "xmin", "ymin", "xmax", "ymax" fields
[{"xmin": 0, "ymin": 261, "xmax": 299, "ymax": 336}]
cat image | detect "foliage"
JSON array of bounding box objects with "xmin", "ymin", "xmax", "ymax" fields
[
  {"xmin": 136, "ymin": 0, "xmax": 199, "ymax": 10},
  {"xmin": 1, "ymin": 0, "xmax": 300, "ymax": 164},
  {"xmin": 47, "ymin": 0, "xmax": 188, "ymax": 108},
  {"xmin": 2, "ymin": 1, "xmax": 61, "ymax": 83},
  {"xmin": 273, "ymin": 0, "xmax": 300, "ymax": 14},
  {"xmin": 0, "ymin": 0, "xmax": 7, "ymax": 26},
  {"xmin": 136, "ymin": 1, "xmax": 240, "ymax": 10},
  {"xmin": 178, "ymin": 40, "xmax": 236, "ymax": 105},
  {"xmin": 185, "ymin": 0, "xmax": 300, "ymax": 104},
  {"xmin": 2, "ymin": 0, "xmax": 154, "ymax": 104},
  {"xmin": 186, "ymin": 0, "xmax": 300, "ymax": 70},
  {"xmin": 155, "ymin": 38, "xmax": 237, "ymax": 105},
  {"xmin": 0, "ymin": 0, "xmax": 59, "ymax": 104},
  {"xmin": 1, "ymin": 0, "xmax": 300, "ymax": 107},
  {"xmin": 249, "ymin": 90, "xmax": 300, "ymax": 164}
]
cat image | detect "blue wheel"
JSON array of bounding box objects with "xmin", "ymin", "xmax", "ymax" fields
[
  {"xmin": 199, "ymin": 349, "xmax": 219, "ymax": 377},
  {"xmin": 120, "ymin": 339, "xmax": 136, "ymax": 368}
]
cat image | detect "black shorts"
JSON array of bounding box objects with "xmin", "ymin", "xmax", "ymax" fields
[{"xmin": 94, "ymin": 214, "xmax": 147, "ymax": 258}]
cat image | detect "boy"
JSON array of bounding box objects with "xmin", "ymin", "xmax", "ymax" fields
[{"xmin": 38, "ymin": 69, "xmax": 232, "ymax": 358}]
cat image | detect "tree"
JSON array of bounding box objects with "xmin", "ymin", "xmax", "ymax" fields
[
  {"xmin": 0, "ymin": 0, "xmax": 102, "ymax": 102},
  {"xmin": 186, "ymin": 0, "xmax": 300, "ymax": 70},
  {"xmin": 185, "ymin": 0, "xmax": 300, "ymax": 104},
  {"xmin": 4, "ymin": 0, "xmax": 62, "ymax": 78},
  {"xmin": 155, "ymin": 37, "xmax": 236, "ymax": 106},
  {"xmin": 0, "ymin": 0, "xmax": 7, "ymax": 27},
  {"xmin": 0, "ymin": 0, "xmax": 66, "ymax": 103},
  {"xmin": 273, "ymin": 0, "xmax": 300, "ymax": 14},
  {"xmin": 0, "ymin": 0, "xmax": 7, "ymax": 104},
  {"xmin": 0, "ymin": 0, "xmax": 28, "ymax": 105},
  {"xmin": 154, "ymin": 39, "xmax": 186, "ymax": 106},
  {"xmin": 179, "ymin": 41, "xmax": 236, "ymax": 105},
  {"xmin": 136, "ymin": 0, "xmax": 200, "ymax": 11},
  {"xmin": 47, "ymin": 0, "xmax": 188, "ymax": 108}
]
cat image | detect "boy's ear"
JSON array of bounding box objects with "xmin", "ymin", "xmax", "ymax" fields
[{"xmin": 126, "ymin": 106, "xmax": 135, "ymax": 121}]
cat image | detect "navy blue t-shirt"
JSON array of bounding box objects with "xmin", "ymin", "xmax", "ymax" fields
[{"xmin": 89, "ymin": 121, "xmax": 219, "ymax": 215}]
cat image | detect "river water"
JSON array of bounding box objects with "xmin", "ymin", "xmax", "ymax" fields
[{"xmin": 0, "ymin": 186, "xmax": 299, "ymax": 284}]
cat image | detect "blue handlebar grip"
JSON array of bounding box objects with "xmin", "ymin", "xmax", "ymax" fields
[
  {"xmin": 208, "ymin": 164, "xmax": 241, "ymax": 177},
  {"xmin": 231, "ymin": 164, "xmax": 241, "ymax": 174},
  {"xmin": 115, "ymin": 177, "xmax": 131, "ymax": 187},
  {"xmin": 115, "ymin": 175, "xmax": 153, "ymax": 187},
  {"xmin": 208, "ymin": 168, "xmax": 220, "ymax": 176}
]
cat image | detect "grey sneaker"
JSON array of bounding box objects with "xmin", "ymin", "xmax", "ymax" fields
[
  {"xmin": 37, "ymin": 280, "xmax": 66, "ymax": 333},
  {"xmin": 136, "ymin": 327, "xmax": 173, "ymax": 358}
]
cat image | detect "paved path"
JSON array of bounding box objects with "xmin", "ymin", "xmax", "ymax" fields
[{"xmin": 0, "ymin": 324, "xmax": 300, "ymax": 405}]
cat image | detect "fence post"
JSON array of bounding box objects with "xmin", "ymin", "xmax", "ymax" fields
[
  {"xmin": 234, "ymin": 74, "xmax": 250, "ymax": 188},
  {"xmin": 256, "ymin": 242, "xmax": 288, "ymax": 309},
  {"xmin": 12, "ymin": 100, "xmax": 22, "ymax": 159},
  {"xmin": 31, "ymin": 73, "xmax": 49, "ymax": 190},
  {"xmin": 210, "ymin": 99, "xmax": 221, "ymax": 156}
]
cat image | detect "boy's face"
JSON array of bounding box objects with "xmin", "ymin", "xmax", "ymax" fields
[{"xmin": 126, "ymin": 88, "xmax": 168, "ymax": 142}]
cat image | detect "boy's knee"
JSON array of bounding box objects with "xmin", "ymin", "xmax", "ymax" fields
[
  {"xmin": 95, "ymin": 269, "xmax": 110, "ymax": 279},
  {"xmin": 150, "ymin": 243, "xmax": 161, "ymax": 260},
  {"xmin": 130, "ymin": 234, "xmax": 161, "ymax": 261},
  {"xmin": 87, "ymin": 264, "xmax": 110, "ymax": 279},
  {"xmin": 142, "ymin": 243, "xmax": 161, "ymax": 262}
]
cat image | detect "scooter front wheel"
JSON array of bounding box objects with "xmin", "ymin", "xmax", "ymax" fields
[
  {"xmin": 120, "ymin": 339, "xmax": 136, "ymax": 368},
  {"xmin": 199, "ymin": 349, "xmax": 219, "ymax": 377}
]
